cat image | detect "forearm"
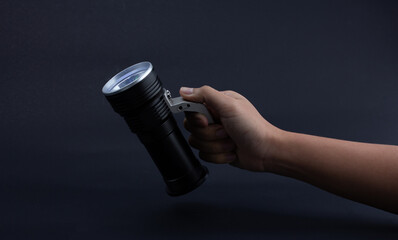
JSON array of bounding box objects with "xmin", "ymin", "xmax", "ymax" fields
[{"xmin": 271, "ymin": 131, "xmax": 398, "ymax": 214}]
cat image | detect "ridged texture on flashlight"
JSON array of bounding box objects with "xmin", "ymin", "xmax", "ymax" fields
[
  {"xmin": 125, "ymin": 93, "xmax": 170, "ymax": 133},
  {"xmin": 104, "ymin": 72, "xmax": 171, "ymax": 134}
]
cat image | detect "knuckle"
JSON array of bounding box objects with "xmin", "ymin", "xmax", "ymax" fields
[
  {"xmin": 200, "ymin": 85, "xmax": 212, "ymax": 93},
  {"xmin": 222, "ymin": 100, "xmax": 239, "ymax": 114}
]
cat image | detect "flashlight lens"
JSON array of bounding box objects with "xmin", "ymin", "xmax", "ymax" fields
[
  {"xmin": 102, "ymin": 62, "xmax": 153, "ymax": 95},
  {"xmin": 113, "ymin": 69, "xmax": 145, "ymax": 91}
]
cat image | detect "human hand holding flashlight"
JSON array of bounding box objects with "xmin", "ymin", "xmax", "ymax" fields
[
  {"xmin": 180, "ymin": 85, "xmax": 283, "ymax": 172},
  {"xmin": 181, "ymin": 85, "xmax": 398, "ymax": 214}
]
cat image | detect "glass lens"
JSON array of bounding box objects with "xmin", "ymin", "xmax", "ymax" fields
[
  {"xmin": 112, "ymin": 69, "xmax": 146, "ymax": 92},
  {"xmin": 102, "ymin": 62, "xmax": 153, "ymax": 95}
]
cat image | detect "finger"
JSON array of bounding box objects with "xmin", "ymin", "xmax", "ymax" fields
[
  {"xmin": 220, "ymin": 90, "xmax": 244, "ymax": 100},
  {"xmin": 184, "ymin": 121, "xmax": 228, "ymax": 140},
  {"xmin": 229, "ymin": 161, "xmax": 243, "ymax": 169},
  {"xmin": 188, "ymin": 135, "xmax": 236, "ymax": 153},
  {"xmin": 199, "ymin": 151, "xmax": 237, "ymax": 164},
  {"xmin": 179, "ymin": 85, "xmax": 233, "ymax": 112},
  {"xmin": 184, "ymin": 112, "xmax": 208, "ymax": 127}
]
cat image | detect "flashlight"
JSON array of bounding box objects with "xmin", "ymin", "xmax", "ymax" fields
[{"xmin": 102, "ymin": 61, "xmax": 213, "ymax": 196}]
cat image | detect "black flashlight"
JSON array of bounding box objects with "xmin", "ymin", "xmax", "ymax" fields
[{"xmin": 102, "ymin": 62, "xmax": 213, "ymax": 196}]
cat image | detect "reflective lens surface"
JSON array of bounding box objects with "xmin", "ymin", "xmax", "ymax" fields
[{"xmin": 102, "ymin": 62, "xmax": 153, "ymax": 96}]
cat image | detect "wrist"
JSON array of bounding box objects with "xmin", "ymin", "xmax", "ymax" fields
[
  {"xmin": 268, "ymin": 130, "xmax": 309, "ymax": 181},
  {"xmin": 264, "ymin": 128, "xmax": 294, "ymax": 175}
]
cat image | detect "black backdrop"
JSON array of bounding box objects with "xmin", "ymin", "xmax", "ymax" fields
[{"xmin": 1, "ymin": 0, "xmax": 398, "ymax": 239}]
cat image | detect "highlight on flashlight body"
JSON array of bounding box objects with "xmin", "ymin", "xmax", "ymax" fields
[{"xmin": 102, "ymin": 61, "xmax": 209, "ymax": 196}]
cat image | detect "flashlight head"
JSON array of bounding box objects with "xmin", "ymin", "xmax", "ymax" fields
[
  {"xmin": 102, "ymin": 61, "xmax": 166, "ymax": 127},
  {"xmin": 102, "ymin": 62, "xmax": 153, "ymax": 96}
]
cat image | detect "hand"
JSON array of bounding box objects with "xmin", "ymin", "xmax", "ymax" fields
[{"xmin": 180, "ymin": 85, "xmax": 283, "ymax": 172}]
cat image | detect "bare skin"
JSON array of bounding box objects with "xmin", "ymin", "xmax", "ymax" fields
[{"xmin": 180, "ymin": 85, "xmax": 398, "ymax": 214}]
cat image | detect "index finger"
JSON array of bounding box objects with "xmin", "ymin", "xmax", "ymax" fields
[{"xmin": 184, "ymin": 112, "xmax": 208, "ymax": 128}]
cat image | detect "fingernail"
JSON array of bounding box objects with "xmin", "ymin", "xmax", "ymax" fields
[
  {"xmin": 180, "ymin": 87, "xmax": 194, "ymax": 95},
  {"xmin": 216, "ymin": 128, "xmax": 227, "ymax": 138}
]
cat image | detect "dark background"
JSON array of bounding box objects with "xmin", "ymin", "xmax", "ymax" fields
[{"xmin": 1, "ymin": 0, "xmax": 398, "ymax": 239}]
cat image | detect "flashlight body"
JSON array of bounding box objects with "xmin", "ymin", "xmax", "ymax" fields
[
  {"xmin": 140, "ymin": 116, "xmax": 208, "ymax": 195},
  {"xmin": 104, "ymin": 68, "xmax": 208, "ymax": 196}
]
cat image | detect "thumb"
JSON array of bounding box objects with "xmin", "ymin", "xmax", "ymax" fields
[{"xmin": 179, "ymin": 85, "xmax": 231, "ymax": 112}]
